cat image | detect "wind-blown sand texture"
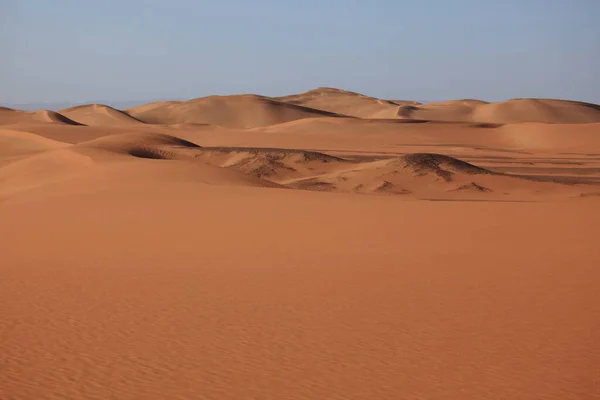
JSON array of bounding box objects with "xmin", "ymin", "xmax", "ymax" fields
[{"xmin": 2, "ymin": 88, "xmax": 600, "ymax": 400}]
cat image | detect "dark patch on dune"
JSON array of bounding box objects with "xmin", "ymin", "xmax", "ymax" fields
[
  {"xmin": 194, "ymin": 147, "xmax": 349, "ymax": 179},
  {"xmin": 374, "ymin": 181, "xmax": 393, "ymax": 192},
  {"xmin": 40, "ymin": 111, "xmax": 84, "ymax": 126},
  {"xmin": 293, "ymin": 180, "xmax": 337, "ymax": 191},
  {"xmin": 471, "ymin": 122, "xmax": 504, "ymax": 128},
  {"xmin": 76, "ymin": 133, "xmax": 202, "ymax": 162},
  {"xmin": 200, "ymin": 147, "xmax": 346, "ymax": 163},
  {"xmin": 152, "ymin": 135, "xmax": 201, "ymax": 148},
  {"xmin": 578, "ymin": 192, "xmax": 600, "ymax": 198},
  {"xmin": 396, "ymin": 105, "xmax": 420, "ymax": 118},
  {"xmin": 401, "ymin": 153, "xmax": 495, "ymax": 181},
  {"xmin": 450, "ymin": 182, "xmax": 493, "ymax": 192},
  {"xmin": 126, "ymin": 147, "xmax": 178, "ymax": 160}
]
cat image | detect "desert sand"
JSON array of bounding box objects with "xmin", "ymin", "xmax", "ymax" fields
[{"xmin": 1, "ymin": 88, "xmax": 599, "ymax": 400}]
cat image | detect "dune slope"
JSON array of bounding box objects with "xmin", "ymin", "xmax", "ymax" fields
[
  {"xmin": 0, "ymin": 108, "xmax": 81, "ymax": 126},
  {"xmin": 60, "ymin": 104, "xmax": 146, "ymax": 126},
  {"xmin": 277, "ymin": 87, "xmax": 420, "ymax": 119},
  {"xmin": 1, "ymin": 131, "xmax": 594, "ymax": 201},
  {"xmin": 278, "ymin": 88, "xmax": 600, "ymax": 123},
  {"xmin": 127, "ymin": 94, "xmax": 348, "ymax": 128}
]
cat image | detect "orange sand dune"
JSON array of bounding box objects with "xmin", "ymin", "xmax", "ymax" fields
[
  {"xmin": 1, "ymin": 89, "xmax": 600, "ymax": 400},
  {"xmin": 383, "ymin": 98, "xmax": 600, "ymax": 123},
  {"xmin": 277, "ymin": 86, "xmax": 420, "ymax": 119},
  {"xmin": 278, "ymin": 88, "xmax": 600, "ymax": 124},
  {"xmin": 472, "ymin": 98, "xmax": 600, "ymax": 124},
  {"xmin": 0, "ymin": 107, "xmax": 81, "ymax": 125},
  {"xmin": 253, "ymin": 116, "xmax": 600, "ymax": 153},
  {"xmin": 0, "ymin": 129, "xmax": 69, "ymax": 159},
  {"xmin": 1, "ymin": 131, "xmax": 595, "ymax": 201},
  {"xmin": 60, "ymin": 104, "xmax": 146, "ymax": 126},
  {"xmin": 127, "ymin": 94, "xmax": 347, "ymax": 128}
]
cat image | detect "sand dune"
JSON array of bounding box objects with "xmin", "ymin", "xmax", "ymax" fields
[
  {"xmin": 6, "ymin": 88, "xmax": 598, "ymax": 130},
  {"xmin": 471, "ymin": 98, "xmax": 600, "ymax": 124},
  {"xmin": 392, "ymin": 100, "xmax": 483, "ymax": 122},
  {"xmin": 387, "ymin": 98, "xmax": 600, "ymax": 123},
  {"xmin": 0, "ymin": 107, "xmax": 81, "ymax": 125},
  {"xmin": 60, "ymin": 104, "xmax": 145, "ymax": 126},
  {"xmin": 277, "ymin": 87, "xmax": 420, "ymax": 119},
  {"xmin": 76, "ymin": 131, "xmax": 202, "ymax": 158},
  {"xmin": 127, "ymin": 94, "xmax": 347, "ymax": 128},
  {"xmin": 278, "ymin": 88, "xmax": 600, "ymax": 124},
  {"xmin": 2, "ymin": 89, "xmax": 600, "ymax": 400},
  {"xmin": 1, "ymin": 131, "xmax": 592, "ymax": 201},
  {"xmin": 0, "ymin": 129, "xmax": 69, "ymax": 159},
  {"xmin": 0, "ymin": 133, "xmax": 283, "ymax": 199},
  {"xmin": 287, "ymin": 153, "xmax": 582, "ymax": 197}
]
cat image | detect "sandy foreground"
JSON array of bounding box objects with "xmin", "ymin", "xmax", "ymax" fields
[{"xmin": 1, "ymin": 89, "xmax": 600, "ymax": 399}]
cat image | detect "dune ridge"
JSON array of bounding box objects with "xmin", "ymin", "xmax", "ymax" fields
[
  {"xmin": 60, "ymin": 104, "xmax": 146, "ymax": 126},
  {"xmin": 277, "ymin": 87, "xmax": 420, "ymax": 119},
  {"xmin": 126, "ymin": 94, "xmax": 348, "ymax": 128},
  {"xmin": 6, "ymin": 88, "xmax": 600, "ymax": 126},
  {"xmin": 276, "ymin": 88, "xmax": 600, "ymax": 123},
  {"xmin": 0, "ymin": 108, "xmax": 81, "ymax": 126}
]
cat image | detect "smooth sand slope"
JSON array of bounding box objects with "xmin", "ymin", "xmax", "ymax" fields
[
  {"xmin": 277, "ymin": 88, "xmax": 600, "ymax": 123},
  {"xmin": 277, "ymin": 86, "xmax": 420, "ymax": 119},
  {"xmin": 60, "ymin": 104, "xmax": 146, "ymax": 126},
  {"xmin": 1, "ymin": 89, "xmax": 600, "ymax": 400},
  {"xmin": 126, "ymin": 94, "xmax": 346, "ymax": 128},
  {"xmin": 0, "ymin": 107, "xmax": 81, "ymax": 126},
  {"xmin": 2, "ymin": 181, "xmax": 599, "ymax": 400}
]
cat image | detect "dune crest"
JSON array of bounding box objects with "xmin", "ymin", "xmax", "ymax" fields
[
  {"xmin": 60, "ymin": 104, "xmax": 145, "ymax": 126},
  {"xmin": 277, "ymin": 87, "xmax": 420, "ymax": 119},
  {"xmin": 276, "ymin": 88, "xmax": 600, "ymax": 124},
  {"xmin": 127, "ymin": 94, "xmax": 347, "ymax": 128},
  {"xmin": 0, "ymin": 108, "xmax": 81, "ymax": 126}
]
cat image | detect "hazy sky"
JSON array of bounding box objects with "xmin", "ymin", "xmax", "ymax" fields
[{"xmin": 2, "ymin": 0, "xmax": 599, "ymax": 106}]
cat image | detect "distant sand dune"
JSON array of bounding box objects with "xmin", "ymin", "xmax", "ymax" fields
[
  {"xmin": 471, "ymin": 98, "xmax": 600, "ymax": 124},
  {"xmin": 127, "ymin": 94, "xmax": 347, "ymax": 128},
  {"xmin": 278, "ymin": 88, "xmax": 600, "ymax": 124},
  {"xmin": 60, "ymin": 104, "xmax": 146, "ymax": 126},
  {"xmin": 5, "ymin": 88, "xmax": 600, "ymax": 129},
  {"xmin": 0, "ymin": 108, "xmax": 81, "ymax": 126},
  {"xmin": 277, "ymin": 87, "xmax": 420, "ymax": 119}
]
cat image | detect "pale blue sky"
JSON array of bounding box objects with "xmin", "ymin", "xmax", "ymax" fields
[{"xmin": 1, "ymin": 0, "xmax": 599, "ymax": 108}]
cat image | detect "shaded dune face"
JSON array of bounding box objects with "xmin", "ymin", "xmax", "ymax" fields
[
  {"xmin": 0, "ymin": 108, "xmax": 82, "ymax": 126},
  {"xmin": 401, "ymin": 153, "xmax": 495, "ymax": 181},
  {"xmin": 59, "ymin": 104, "xmax": 146, "ymax": 126},
  {"xmin": 76, "ymin": 132, "xmax": 202, "ymax": 160}
]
